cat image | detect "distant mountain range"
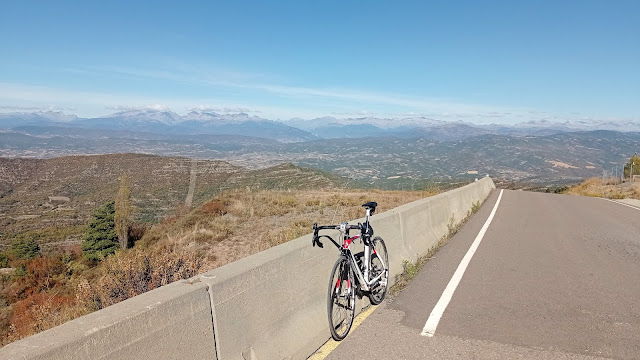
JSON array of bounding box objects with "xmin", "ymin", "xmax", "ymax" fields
[
  {"xmin": 2, "ymin": 110, "xmax": 640, "ymax": 143},
  {"xmin": 0, "ymin": 110, "xmax": 316, "ymax": 143},
  {"xmin": 283, "ymin": 115, "xmax": 640, "ymax": 137},
  {"xmin": 2, "ymin": 110, "xmax": 640, "ymax": 186}
]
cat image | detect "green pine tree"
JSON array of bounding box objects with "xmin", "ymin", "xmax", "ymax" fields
[
  {"xmin": 10, "ymin": 235, "xmax": 41, "ymax": 260},
  {"xmin": 82, "ymin": 201, "xmax": 119, "ymax": 262}
]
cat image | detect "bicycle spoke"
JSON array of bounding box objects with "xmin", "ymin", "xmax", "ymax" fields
[
  {"xmin": 327, "ymin": 258, "xmax": 355, "ymax": 340},
  {"xmin": 368, "ymin": 237, "xmax": 388, "ymax": 305}
]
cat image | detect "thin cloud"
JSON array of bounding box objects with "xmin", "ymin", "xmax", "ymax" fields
[
  {"xmin": 0, "ymin": 104, "xmax": 75, "ymax": 112},
  {"xmin": 188, "ymin": 105, "xmax": 262, "ymax": 113},
  {"xmin": 105, "ymin": 104, "xmax": 171, "ymax": 112},
  {"xmin": 0, "ymin": 82, "xmax": 316, "ymax": 119},
  {"xmin": 329, "ymin": 110, "xmax": 375, "ymax": 117},
  {"xmin": 0, "ymin": 82, "xmax": 154, "ymax": 106},
  {"xmin": 74, "ymin": 64, "xmax": 509, "ymax": 115},
  {"xmin": 3, "ymin": 81, "xmax": 636, "ymax": 127}
]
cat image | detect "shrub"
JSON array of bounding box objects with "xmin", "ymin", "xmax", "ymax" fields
[
  {"xmin": 127, "ymin": 222, "xmax": 147, "ymax": 246},
  {"xmin": 0, "ymin": 252, "xmax": 9, "ymax": 268},
  {"xmin": 82, "ymin": 201, "xmax": 119, "ymax": 262},
  {"xmin": 10, "ymin": 235, "xmax": 41, "ymax": 260},
  {"xmin": 94, "ymin": 249, "xmax": 202, "ymax": 308},
  {"xmin": 3, "ymin": 254, "xmax": 69, "ymax": 304},
  {"xmin": 200, "ymin": 199, "xmax": 228, "ymax": 216},
  {"xmin": 25, "ymin": 256, "xmax": 66, "ymax": 293},
  {"xmin": 471, "ymin": 200, "xmax": 481, "ymax": 213},
  {"xmin": 6, "ymin": 292, "xmax": 86, "ymax": 343}
]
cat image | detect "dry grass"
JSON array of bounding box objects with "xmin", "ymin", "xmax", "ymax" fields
[
  {"xmin": 565, "ymin": 178, "xmax": 640, "ymax": 199},
  {"xmin": 4, "ymin": 292, "xmax": 92, "ymax": 343},
  {"xmin": 91, "ymin": 249, "xmax": 202, "ymax": 308},
  {"xmin": 138, "ymin": 187, "xmax": 441, "ymax": 272},
  {"xmin": 0, "ymin": 186, "xmax": 441, "ymax": 346}
]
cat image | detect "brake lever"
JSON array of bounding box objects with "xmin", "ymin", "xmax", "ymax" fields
[
  {"xmin": 312, "ymin": 222, "xmax": 323, "ymax": 247},
  {"xmin": 312, "ymin": 233, "xmax": 324, "ymax": 248}
]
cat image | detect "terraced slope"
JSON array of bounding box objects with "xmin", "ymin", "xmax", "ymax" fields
[{"xmin": 0, "ymin": 154, "xmax": 344, "ymax": 245}]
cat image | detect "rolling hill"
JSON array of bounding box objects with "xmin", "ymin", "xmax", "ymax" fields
[{"xmin": 0, "ymin": 154, "xmax": 345, "ymax": 246}]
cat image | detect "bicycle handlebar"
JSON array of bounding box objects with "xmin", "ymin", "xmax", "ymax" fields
[{"xmin": 312, "ymin": 222, "xmax": 363, "ymax": 248}]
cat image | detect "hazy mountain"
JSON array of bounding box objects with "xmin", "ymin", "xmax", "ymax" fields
[
  {"xmin": 175, "ymin": 112, "xmax": 317, "ymax": 142},
  {"xmin": 287, "ymin": 115, "xmax": 640, "ymax": 138},
  {"xmin": 307, "ymin": 123, "xmax": 491, "ymax": 141},
  {"xmin": 182, "ymin": 111, "xmax": 259, "ymax": 123},
  {"xmin": 285, "ymin": 115, "xmax": 448, "ymax": 130},
  {"xmin": 297, "ymin": 121, "xmax": 491, "ymax": 141},
  {"xmin": 2, "ymin": 110, "xmax": 639, "ymax": 144},
  {"xmin": 25, "ymin": 110, "xmax": 319, "ymax": 142},
  {"xmin": 310, "ymin": 124, "xmax": 390, "ymax": 138},
  {"xmin": 0, "ymin": 111, "xmax": 78, "ymax": 128},
  {"xmin": 10, "ymin": 126, "xmax": 279, "ymax": 146},
  {"xmin": 508, "ymin": 119, "xmax": 640, "ymax": 133},
  {"xmin": 405, "ymin": 123, "xmax": 492, "ymax": 141},
  {"xmin": 74, "ymin": 110, "xmax": 184, "ymax": 133}
]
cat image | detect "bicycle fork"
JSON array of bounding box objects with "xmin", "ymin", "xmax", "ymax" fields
[{"xmin": 335, "ymin": 267, "xmax": 355, "ymax": 310}]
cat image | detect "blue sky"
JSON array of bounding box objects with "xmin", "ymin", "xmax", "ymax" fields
[{"xmin": 0, "ymin": 0, "xmax": 638, "ymax": 123}]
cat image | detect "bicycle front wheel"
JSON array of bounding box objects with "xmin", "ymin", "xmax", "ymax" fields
[
  {"xmin": 368, "ymin": 236, "xmax": 389, "ymax": 305},
  {"xmin": 327, "ymin": 257, "xmax": 356, "ymax": 341}
]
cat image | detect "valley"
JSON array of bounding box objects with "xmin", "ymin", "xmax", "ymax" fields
[{"xmin": 3, "ymin": 125, "xmax": 639, "ymax": 188}]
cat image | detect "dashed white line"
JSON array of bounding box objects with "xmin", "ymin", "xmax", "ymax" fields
[{"xmin": 421, "ymin": 189, "xmax": 504, "ymax": 337}]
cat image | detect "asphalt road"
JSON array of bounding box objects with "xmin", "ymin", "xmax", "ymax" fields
[{"xmin": 325, "ymin": 190, "xmax": 640, "ymax": 360}]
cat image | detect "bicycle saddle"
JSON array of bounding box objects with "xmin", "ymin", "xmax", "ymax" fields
[{"xmin": 362, "ymin": 201, "xmax": 377, "ymax": 213}]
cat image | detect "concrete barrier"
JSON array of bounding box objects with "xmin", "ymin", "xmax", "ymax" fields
[
  {"xmin": 200, "ymin": 177, "xmax": 495, "ymax": 360},
  {"xmin": 0, "ymin": 177, "xmax": 495, "ymax": 360},
  {"xmin": 0, "ymin": 280, "xmax": 216, "ymax": 360}
]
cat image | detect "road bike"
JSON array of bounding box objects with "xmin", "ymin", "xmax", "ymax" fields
[{"xmin": 312, "ymin": 201, "xmax": 389, "ymax": 341}]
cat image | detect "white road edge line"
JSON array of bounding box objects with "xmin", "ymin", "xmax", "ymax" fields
[
  {"xmin": 421, "ymin": 189, "xmax": 504, "ymax": 337},
  {"xmin": 606, "ymin": 199, "xmax": 640, "ymax": 211}
]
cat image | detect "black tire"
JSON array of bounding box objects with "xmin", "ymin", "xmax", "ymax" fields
[
  {"xmin": 327, "ymin": 257, "xmax": 356, "ymax": 341},
  {"xmin": 368, "ymin": 236, "xmax": 389, "ymax": 305}
]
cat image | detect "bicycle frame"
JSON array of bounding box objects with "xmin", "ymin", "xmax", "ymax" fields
[{"xmin": 334, "ymin": 209, "xmax": 387, "ymax": 292}]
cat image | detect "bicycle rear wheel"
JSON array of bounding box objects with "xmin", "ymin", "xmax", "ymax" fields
[
  {"xmin": 327, "ymin": 257, "xmax": 356, "ymax": 341},
  {"xmin": 368, "ymin": 236, "xmax": 389, "ymax": 305}
]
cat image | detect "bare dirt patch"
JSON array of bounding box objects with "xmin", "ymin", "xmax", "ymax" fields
[{"xmin": 547, "ymin": 160, "xmax": 579, "ymax": 169}]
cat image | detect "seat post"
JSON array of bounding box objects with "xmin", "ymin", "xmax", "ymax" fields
[{"xmin": 364, "ymin": 209, "xmax": 371, "ymax": 282}]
